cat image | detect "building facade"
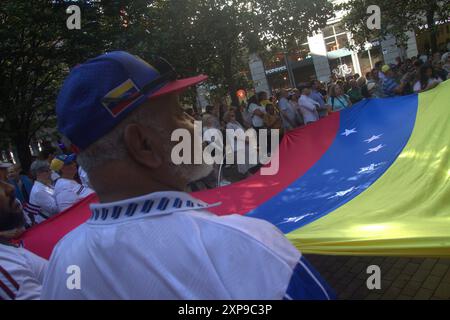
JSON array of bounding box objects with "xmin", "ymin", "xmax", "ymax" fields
[{"xmin": 249, "ymin": 1, "xmax": 423, "ymax": 92}]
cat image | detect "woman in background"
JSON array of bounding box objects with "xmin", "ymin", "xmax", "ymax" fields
[
  {"xmin": 327, "ymin": 84, "xmax": 352, "ymax": 112},
  {"xmin": 413, "ymin": 64, "xmax": 442, "ymax": 93}
]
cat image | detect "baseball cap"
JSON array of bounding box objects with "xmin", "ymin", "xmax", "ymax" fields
[
  {"xmin": 0, "ymin": 162, "xmax": 13, "ymax": 169},
  {"xmin": 50, "ymin": 154, "xmax": 76, "ymax": 172},
  {"xmin": 381, "ymin": 65, "xmax": 390, "ymax": 73},
  {"xmin": 57, "ymin": 51, "xmax": 208, "ymax": 152}
]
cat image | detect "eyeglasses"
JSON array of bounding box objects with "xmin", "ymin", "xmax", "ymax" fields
[{"xmin": 102, "ymin": 55, "xmax": 178, "ymax": 106}]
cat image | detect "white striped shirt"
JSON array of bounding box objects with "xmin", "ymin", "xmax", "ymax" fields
[
  {"xmin": 54, "ymin": 178, "xmax": 94, "ymax": 212},
  {"xmin": 29, "ymin": 181, "xmax": 59, "ymax": 219},
  {"xmin": 0, "ymin": 242, "xmax": 48, "ymax": 300},
  {"xmin": 42, "ymin": 191, "xmax": 334, "ymax": 300}
]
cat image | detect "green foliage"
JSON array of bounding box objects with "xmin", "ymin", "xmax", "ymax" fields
[
  {"xmin": 0, "ymin": 0, "xmax": 334, "ymax": 168},
  {"xmin": 339, "ymin": 0, "xmax": 450, "ymax": 52}
]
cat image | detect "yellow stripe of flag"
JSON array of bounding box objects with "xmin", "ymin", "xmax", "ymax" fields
[{"xmin": 104, "ymin": 79, "xmax": 136, "ymax": 99}]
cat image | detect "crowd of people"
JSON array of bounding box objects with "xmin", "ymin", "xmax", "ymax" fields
[
  {"xmin": 169, "ymin": 52, "xmax": 449, "ymax": 193},
  {"xmin": 326, "ymin": 52, "xmax": 449, "ymax": 105},
  {"xmin": 0, "ymin": 149, "xmax": 94, "ymax": 229},
  {"xmin": 188, "ymin": 51, "xmax": 450, "ymax": 173}
]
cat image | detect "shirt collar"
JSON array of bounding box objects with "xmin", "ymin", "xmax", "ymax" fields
[
  {"xmin": 88, "ymin": 191, "xmax": 221, "ymax": 224},
  {"xmin": 36, "ymin": 180, "xmax": 54, "ymax": 189}
]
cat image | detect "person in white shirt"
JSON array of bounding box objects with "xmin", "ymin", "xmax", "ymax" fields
[
  {"xmin": 201, "ymin": 105, "xmax": 221, "ymax": 130},
  {"xmin": 277, "ymin": 89, "xmax": 298, "ymax": 130},
  {"xmin": 28, "ymin": 160, "xmax": 59, "ymax": 223},
  {"xmin": 374, "ymin": 61, "xmax": 386, "ymax": 82},
  {"xmin": 247, "ymin": 95, "xmax": 266, "ymax": 130},
  {"xmin": 51, "ymin": 154, "xmax": 94, "ymax": 212},
  {"xmin": 413, "ymin": 64, "xmax": 442, "ymax": 93},
  {"xmin": 0, "ymin": 180, "xmax": 48, "ymax": 300},
  {"xmin": 298, "ymin": 87, "xmax": 320, "ymax": 124},
  {"xmin": 288, "ymin": 90, "xmax": 304, "ymax": 125},
  {"xmin": 223, "ymin": 110, "xmax": 257, "ymax": 175},
  {"xmin": 78, "ymin": 166, "xmax": 91, "ymax": 189},
  {"xmin": 42, "ymin": 51, "xmax": 334, "ymax": 300}
]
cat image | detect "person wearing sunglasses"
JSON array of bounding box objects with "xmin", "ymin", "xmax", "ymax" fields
[{"xmin": 42, "ymin": 51, "xmax": 334, "ymax": 300}]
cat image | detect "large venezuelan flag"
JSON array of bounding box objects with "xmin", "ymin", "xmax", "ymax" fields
[{"xmin": 19, "ymin": 80, "xmax": 450, "ymax": 259}]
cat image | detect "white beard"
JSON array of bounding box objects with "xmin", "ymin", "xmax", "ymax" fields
[
  {"xmin": 163, "ymin": 135, "xmax": 214, "ymax": 184},
  {"xmin": 168, "ymin": 161, "xmax": 214, "ymax": 184}
]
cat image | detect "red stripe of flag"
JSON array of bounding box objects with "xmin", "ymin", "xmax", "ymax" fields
[
  {"xmin": 110, "ymin": 91, "xmax": 142, "ymax": 116},
  {"xmin": 194, "ymin": 112, "xmax": 341, "ymax": 215}
]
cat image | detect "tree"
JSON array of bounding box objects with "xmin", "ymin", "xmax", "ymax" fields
[
  {"xmin": 338, "ymin": 0, "xmax": 450, "ymax": 54},
  {"xmin": 141, "ymin": 0, "xmax": 334, "ymax": 105},
  {"xmin": 0, "ymin": 0, "xmax": 152, "ymax": 170},
  {"xmin": 1, "ymin": 0, "xmax": 334, "ymax": 168}
]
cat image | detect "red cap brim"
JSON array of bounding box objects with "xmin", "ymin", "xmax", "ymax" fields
[{"xmin": 149, "ymin": 74, "xmax": 208, "ymax": 99}]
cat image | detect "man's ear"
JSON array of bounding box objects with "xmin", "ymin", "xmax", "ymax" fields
[{"xmin": 123, "ymin": 124, "xmax": 162, "ymax": 169}]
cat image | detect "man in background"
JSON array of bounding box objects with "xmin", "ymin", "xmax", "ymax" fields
[
  {"xmin": 7, "ymin": 165, "xmax": 33, "ymax": 204},
  {"xmin": 310, "ymin": 80, "xmax": 330, "ymax": 118},
  {"xmin": 298, "ymin": 86, "xmax": 320, "ymax": 125},
  {"xmin": 28, "ymin": 160, "xmax": 59, "ymax": 223},
  {"xmin": 50, "ymin": 154, "xmax": 94, "ymax": 212},
  {"xmin": 381, "ymin": 65, "xmax": 407, "ymax": 97},
  {"xmin": 0, "ymin": 180, "xmax": 48, "ymax": 300}
]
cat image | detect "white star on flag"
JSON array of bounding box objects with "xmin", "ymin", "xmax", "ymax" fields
[
  {"xmin": 278, "ymin": 213, "xmax": 316, "ymax": 224},
  {"xmin": 341, "ymin": 128, "xmax": 357, "ymax": 136},
  {"xmin": 365, "ymin": 134, "xmax": 383, "ymax": 143},
  {"xmin": 358, "ymin": 163, "xmax": 377, "ymax": 174},
  {"xmin": 323, "ymin": 169, "xmax": 338, "ymax": 175},
  {"xmin": 328, "ymin": 187, "xmax": 356, "ymax": 199},
  {"xmin": 365, "ymin": 144, "xmax": 385, "ymax": 155}
]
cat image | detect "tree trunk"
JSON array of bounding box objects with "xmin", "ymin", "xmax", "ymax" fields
[
  {"xmin": 426, "ymin": 7, "xmax": 438, "ymax": 54},
  {"xmin": 227, "ymin": 82, "xmax": 239, "ymax": 107},
  {"xmin": 14, "ymin": 135, "xmax": 33, "ymax": 173},
  {"xmin": 223, "ymin": 54, "xmax": 239, "ymax": 106}
]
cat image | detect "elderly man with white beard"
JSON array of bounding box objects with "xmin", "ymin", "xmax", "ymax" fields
[{"xmin": 42, "ymin": 51, "xmax": 334, "ymax": 300}]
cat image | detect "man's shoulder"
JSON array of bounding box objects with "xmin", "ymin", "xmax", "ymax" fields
[
  {"xmin": 55, "ymin": 178, "xmax": 81, "ymax": 192},
  {"xmin": 182, "ymin": 210, "xmax": 300, "ymax": 262},
  {"xmin": 30, "ymin": 182, "xmax": 52, "ymax": 198},
  {"xmin": 0, "ymin": 243, "xmax": 37, "ymax": 269},
  {"xmin": 50, "ymin": 222, "xmax": 88, "ymax": 256}
]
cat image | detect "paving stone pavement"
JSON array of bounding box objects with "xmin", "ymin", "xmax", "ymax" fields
[{"xmin": 305, "ymin": 255, "xmax": 450, "ymax": 300}]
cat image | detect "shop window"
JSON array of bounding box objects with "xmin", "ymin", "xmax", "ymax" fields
[{"xmin": 336, "ymin": 34, "xmax": 349, "ymax": 50}]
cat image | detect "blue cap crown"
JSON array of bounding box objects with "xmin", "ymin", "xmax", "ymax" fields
[{"xmin": 57, "ymin": 51, "xmax": 167, "ymax": 151}]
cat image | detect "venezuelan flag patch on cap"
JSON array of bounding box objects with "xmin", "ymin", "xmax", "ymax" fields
[{"xmin": 102, "ymin": 79, "xmax": 141, "ymax": 117}]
